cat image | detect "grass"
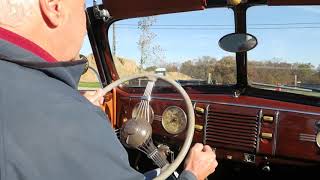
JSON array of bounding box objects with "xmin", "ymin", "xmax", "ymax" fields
[{"xmin": 78, "ymin": 82, "xmax": 101, "ymax": 88}]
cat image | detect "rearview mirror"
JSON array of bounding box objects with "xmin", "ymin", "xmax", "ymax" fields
[{"xmin": 219, "ymin": 33, "xmax": 258, "ymax": 53}]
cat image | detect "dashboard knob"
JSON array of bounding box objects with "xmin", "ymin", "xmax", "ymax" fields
[
  {"xmin": 195, "ymin": 107, "xmax": 205, "ymax": 115},
  {"xmin": 262, "ymin": 165, "xmax": 271, "ymax": 172},
  {"xmin": 261, "ymin": 132, "xmax": 273, "ymax": 140}
]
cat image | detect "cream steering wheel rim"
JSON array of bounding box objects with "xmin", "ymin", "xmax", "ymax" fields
[{"xmin": 97, "ymin": 74, "xmax": 195, "ymax": 180}]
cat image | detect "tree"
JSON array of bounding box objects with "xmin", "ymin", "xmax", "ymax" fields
[
  {"xmin": 145, "ymin": 66, "xmax": 157, "ymax": 72},
  {"xmin": 292, "ymin": 63, "xmax": 314, "ymax": 84},
  {"xmin": 180, "ymin": 60, "xmax": 194, "ymax": 77},
  {"xmin": 213, "ymin": 56, "xmax": 236, "ymax": 84},
  {"xmin": 165, "ymin": 63, "xmax": 179, "ymax": 72},
  {"xmin": 137, "ymin": 16, "xmax": 165, "ymax": 69},
  {"xmin": 179, "ymin": 57, "xmax": 319, "ymax": 86},
  {"xmin": 180, "ymin": 56, "xmax": 217, "ymax": 80}
]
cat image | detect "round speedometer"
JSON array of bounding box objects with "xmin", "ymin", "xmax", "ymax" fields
[{"xmin": 162, "ymin": 106, "xmax": 187, "ymax": 135}]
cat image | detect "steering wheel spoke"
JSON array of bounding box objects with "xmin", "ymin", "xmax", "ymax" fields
[
  {"xmin": 138, "ymin": 137, "xmax": 169, "ymax": 168},
  {"xmin": 133, "ymin": 80, "xmax": 156, "ymax": 123}
]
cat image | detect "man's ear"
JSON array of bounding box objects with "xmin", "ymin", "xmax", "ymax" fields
[{"xmin": 39, "ymin": 0, "xmax": 63, "ymax": 27}]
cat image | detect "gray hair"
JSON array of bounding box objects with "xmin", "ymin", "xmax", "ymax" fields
[{"xmin": 0, "ymin": 0, "xmax": 36, "ymax": 27}]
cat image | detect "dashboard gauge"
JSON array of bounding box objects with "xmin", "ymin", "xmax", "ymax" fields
[
  {"xmin": 132, "ymin": 102, "xmax": 154, "ymax": 124},
  {"xmin": 162, "ymin": 106, "xmax": 187, "ymax": 135}
]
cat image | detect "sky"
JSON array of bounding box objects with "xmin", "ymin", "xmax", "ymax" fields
[{"xmin": 81, "ymin": 1, "xmax": 320, "ymax": 67}]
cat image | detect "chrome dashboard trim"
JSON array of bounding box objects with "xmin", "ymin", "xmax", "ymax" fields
[
  {"xmin": 154, "ymin": 115, "xmax": 162, "ymax": 122},
  {"xmin": 256, "ymin": 109, "xmax": 263, "ymax": 153},
  {"xmin": 122, "ymin": 96, "xmax": 320, "ymax": 116},
  {"xmin": 299, "ymin": 133, "xmax": 316, "ymax": 142},
  {"xmin": 203, "ymin": 104, "xmax": 210, "ymax": 145},
  {"xmin": 272, "ymin": 111, "xmax": 280, "ymax": 156}
]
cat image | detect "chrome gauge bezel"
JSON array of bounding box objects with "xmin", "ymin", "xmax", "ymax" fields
[
  {"xmin": 161, "ymin": 106, "xmax": 187, "ymax": 135},
  {"xmin": 131, "ymin": 102, "xmax": 154, "ymax": 124}
]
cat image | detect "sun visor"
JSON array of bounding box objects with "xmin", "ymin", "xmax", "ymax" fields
[
  {"xmin": 268, "ymin": 0, "xmax": 320, "ymax": 5},
  {"xmin": 103, "ymin": 0, "xmax": 207, "ymax": 19}
]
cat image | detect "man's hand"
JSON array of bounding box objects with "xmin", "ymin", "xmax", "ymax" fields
[
  {"xmin": 184, "ymin": 143, "xmax": 218, "ymax": 180},
  {"xmin": 82, "ymin": 89, "xmax": 105, "ymax": 106}
]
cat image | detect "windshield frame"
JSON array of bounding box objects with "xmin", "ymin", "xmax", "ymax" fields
[{"xmin": 86, "ymin": 4, "xmax": 320, "ymax": 107}]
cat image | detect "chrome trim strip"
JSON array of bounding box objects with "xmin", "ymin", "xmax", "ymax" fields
[
  {"xmin": 127, "ymin": 96, "xmax": 183, "ymax": 102},
  {"xmin": 203, "ymin": 104, "xmax": 210, "ymax": 145},
  {"xmin": 193, "ymin": 102, "xmax": 197, "ymax": 110},
  {"xmin": 256, "ymin": 109, "xmax": 263, "ymax": 153},
  {"xmin": 299, "ymin": 133, "xmax": 316, "ymax": 142},
  {"xmin": 124, "ymin": 96, "xmax": 320, "ymax": 116},
  {"xmin": 299, "ymin": 138, "xmax": 316, "ymax": 142},
  {"xmin": 300, "ymin": 138, "xmax": 316, "ymax": 141},
  {"xmin": 154, "ymin": 115, "xmax": 162, "ymax": 122},
  {"xmin": 300, "ymin": 133, "xmax": 316, "ymax": 137},
  {"xmin": 272, "ymin": 111, "xmax": 280, "ymax": 156}
]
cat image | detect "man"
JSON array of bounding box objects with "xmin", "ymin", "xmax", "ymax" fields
[{"xmin": 0, "ymin": 0, "xmax": 218, "ymax": 180}]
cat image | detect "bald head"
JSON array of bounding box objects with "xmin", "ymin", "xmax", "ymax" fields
[
  {"xmin": 0, "ymin": 0, "xmax": 36, "ymax": 27},
  {"xmin": 0, "ymin": 0, "xmax": 86, "ymax": 61}
]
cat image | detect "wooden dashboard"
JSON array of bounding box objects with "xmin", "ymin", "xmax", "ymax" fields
[{"xmin": 115, "ymin": 90, "xmax": 320, "ymax": 167}]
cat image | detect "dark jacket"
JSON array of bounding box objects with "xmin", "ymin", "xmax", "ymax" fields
[{"xmin": 0, "ymin": 36, "xmax": 197, "ymax": 180}]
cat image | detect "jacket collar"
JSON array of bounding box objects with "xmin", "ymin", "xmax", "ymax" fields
[
  {"xmin": 0, "ymin": 27, "xmax": 85, "ymax": 89},
  {"xmin": 0, "ymin": 27, "xmax": 57, "ymax": 63}
]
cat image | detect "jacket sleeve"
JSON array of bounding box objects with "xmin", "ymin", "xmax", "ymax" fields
[
  {"xmin": 4, "ymin": 91, "xmax": 145, "ymax": 180},
  {"xmin": 178, "ymin": 170, "xmax": 197, "ymax": 180}
]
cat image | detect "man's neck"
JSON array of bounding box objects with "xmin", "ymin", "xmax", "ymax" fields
[{"xmin": 0, "ymin": 26, "xmax": 57, "ymax": 63}]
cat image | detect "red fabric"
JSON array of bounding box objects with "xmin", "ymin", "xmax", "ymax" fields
[
  {"xmin": 0, "ymin": 27, "xmax": 57, "ymax": 62},
  {"xmin": 103, "ymin": 0, "xmax": 206, "ymax": 19}
]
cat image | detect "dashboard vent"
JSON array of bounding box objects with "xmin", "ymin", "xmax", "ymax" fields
[{"xmin": 205, "ymin": 108, "xmax": 259, "ymax": 153}]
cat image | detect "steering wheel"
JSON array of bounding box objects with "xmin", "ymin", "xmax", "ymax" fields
[{"xmin": 95, "ymin": 74, "xmax": 195, "ymax": 180}]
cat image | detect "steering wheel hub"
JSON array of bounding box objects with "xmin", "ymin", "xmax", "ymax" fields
[{"xmin": 120, "ymin": 118, "xmax": 152, "ymax": 149}]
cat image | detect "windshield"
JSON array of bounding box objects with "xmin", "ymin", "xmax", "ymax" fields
[
  {"xmin": 247, "ymin": 6, "xmax": 320, "ymax": 97},
  {"xmin": 108, "ymin": 8, "xmax": 235, "ymax": 87}
]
